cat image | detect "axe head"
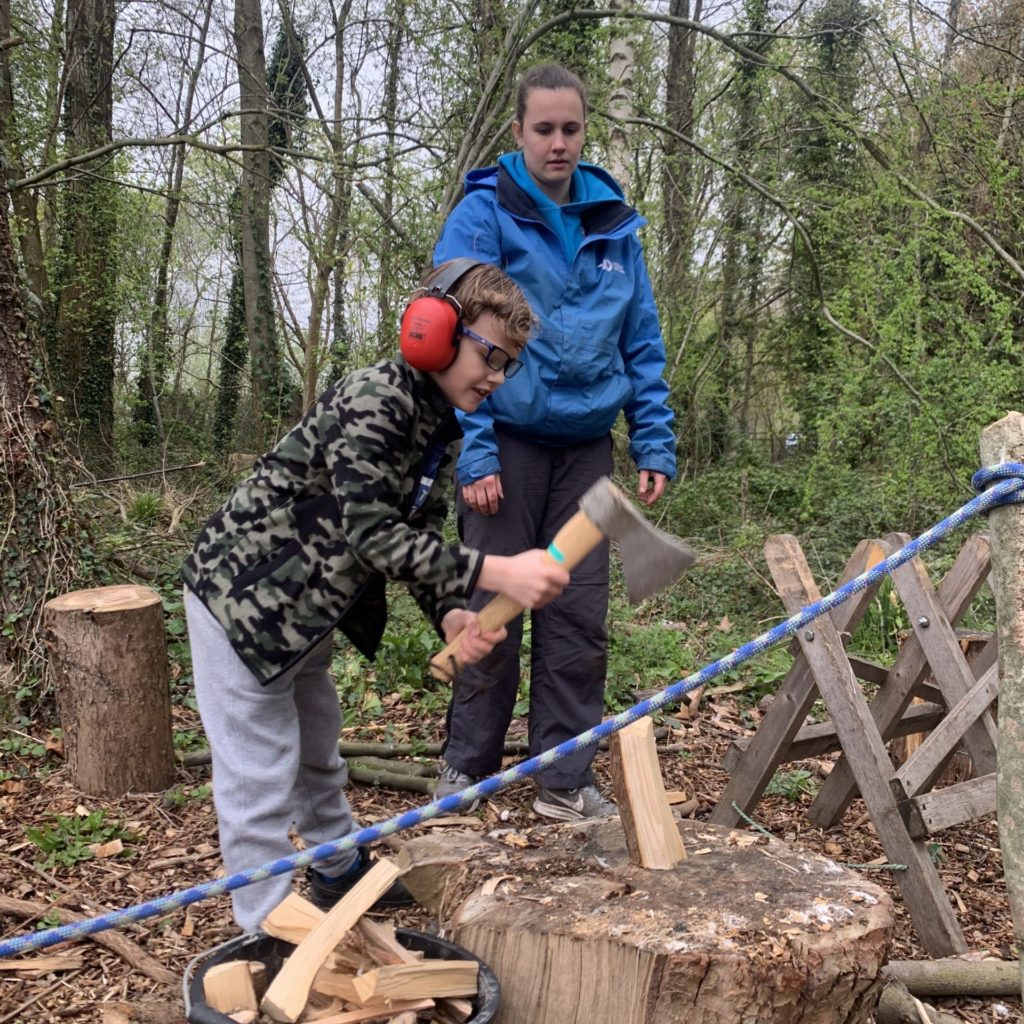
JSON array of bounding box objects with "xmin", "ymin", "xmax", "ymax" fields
[{"xmin": 579, "ymin": 477, "xmax": 696, "ymax": 603}]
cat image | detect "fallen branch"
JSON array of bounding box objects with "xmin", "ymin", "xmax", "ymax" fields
[
  {"xmin": 182, "ymin": 730, "xmax": 666, "ymax": 768},
  {"xmin": 351, "ymin": 755, "xmax": 436, "ymax": 778},
  {"xmin": 71, "ymin": 461, "xmax": 206, "ymax": 487},
  {"xmin": 347, "ymin": 764, "xmax": 435, "ymax": 794},
  {"xmin": 875, "ymin": 980, "xmax": 958, "ymax": 1024},
  {"xmin": 885, "ymin": 958, "xmax": 1020, "ymax": 997},
  {"xmin": 0, "ymin": 894, "xmax": 177, "ymax": 985}
]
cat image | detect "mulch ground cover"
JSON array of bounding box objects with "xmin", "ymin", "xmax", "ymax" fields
[{"xmin": 1, "ymin": 690, "xmax": 1019, "ymax": 1024}]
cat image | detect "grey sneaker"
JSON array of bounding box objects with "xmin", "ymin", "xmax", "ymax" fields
[
  {"xmin": 533, "ymin": 785, "xmax": 617, "ymax": 821},
  {"xmin": 433, "ymin": 760, "xmax": 481, "ymax": 811}
]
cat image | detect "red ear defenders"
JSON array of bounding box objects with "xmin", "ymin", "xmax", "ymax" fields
[{"xmin": 399, "ymin": 258, "xmax": 485, "ymax": 371}]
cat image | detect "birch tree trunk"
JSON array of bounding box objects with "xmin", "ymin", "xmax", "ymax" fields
[{"xmin": 606, "ymin": 0, "xmax": 635, "ymax": 190}]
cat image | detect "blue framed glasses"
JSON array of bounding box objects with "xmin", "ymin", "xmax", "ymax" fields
[{"xmin": 461, "ymin": 326, "xmax": 524, "ymax": 378}]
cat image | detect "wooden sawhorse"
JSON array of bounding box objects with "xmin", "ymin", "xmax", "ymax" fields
[{"xmin": 710, "ymin": 532, "xmax": 997, "ymax": 956}]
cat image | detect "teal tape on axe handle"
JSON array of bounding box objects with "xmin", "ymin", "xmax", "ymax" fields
[{"xmin": 547, "ymin": 542, "xmax": 566, "ymax": 564}]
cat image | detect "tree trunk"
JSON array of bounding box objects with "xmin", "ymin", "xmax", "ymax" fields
[
  {"xmin": 402, "ymin": 819, "xmax": 894, "ymax": 1023},
  {"xmin": 44, "ymin": 584, "xmax": 176, "ymax": 797},
  {"xmin": 0, "ymin": 6, "xmax": 48, "ymax": 308},
  {"xmin": 233, "ymin": 0, "xmax": 282, "ymax": 449},
  {"xmin": 662, "ymin": 0, "xmax": 701, "ymax": 285},
  {"xmin": 51, "ymin": 0, "xmax": 118, "ymax": 450},
  {"xmin": 375, "ymin": 0, "xmax": 405, "ymax": 355},
  {"xmin": 606, "ymin": 0, "xmax": 636, "ymax": 189},
  {"xmin": 133, "ymin": 3, "xmax": 212, "ymax": 445},
  {"xmin": 0, "ymin": 155, "xmax": 78, "ymax": 701},
  {"xmin": 979, "ymin": 412, "xmax": 1024, "ymax": 1000}
]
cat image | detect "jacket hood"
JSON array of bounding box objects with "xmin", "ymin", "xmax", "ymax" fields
[
  {"xmin": 464, "ymin": 160, "xmax": 639, "ymax": 237},
  {"xmin": 465, "ymin": 159, "xmax": 626, "ymax": 202}
]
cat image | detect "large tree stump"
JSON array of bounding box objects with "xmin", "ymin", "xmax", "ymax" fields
[
  {"xmin": 44, "ymin": 584, "xmax": 176, "ymax": 797},
  {"xmin": 408, "ymin": 819, "xmax": 893, "ymax": 1024}
]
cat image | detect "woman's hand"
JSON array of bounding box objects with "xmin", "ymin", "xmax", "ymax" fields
[
  {"xmin": 440, "ymin": 609, "xmax": 508, "ymax": 666},
  {"xmin": 637, "ymin": 470, "xmax": 667, "ymax": 506},
  {"xmin": 462, "ymin": 474, "xmax": 503, "ymax": 515}
]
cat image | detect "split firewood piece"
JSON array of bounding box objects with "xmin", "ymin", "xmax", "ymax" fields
[
  {"xmin": 261, "ymin": 859, "xmax": 402, "ymax": 1023},
  {"xmin": 310, "ymin": 970, "xmax": 364, "ymax": 1003},
  {"xmin": 354, "ymin": 918, "xmax": 417, "ymax": 965},
  {"xmin": 609, "ymin": 716, "xmax": 686, "ymax": 868},
  {"xmin": 357, "ymin": 918, "xmax": 478, "ymax": 1020},
  {"xmin": 249, "ymin": 961, "xmax": 268, "ymax": 1001},
  {"xmin": 301, "ymin": 997, "xmax": 345, "ymax": 1021},
  {"xmin": 435, "ymin": 996, "xmax": 474, "ymax": 1023},
  {"xmin": 261, "ymin": 891, "xmax": 326, "ymax": 944},
  {"xmin": 227, "ymin": 1012, "xmax": 257, "ymax": 1024},
  {"xmin": 351, "ymin": 961, "xmax": 479, "ymax": 1003},
  {"xmin": 202, "ymin": 960, "xmax": 258, "ymax": 1015},
  {"xmin": 298, "ymin": 1000, "xmax": 434, "ymax": 1024}
]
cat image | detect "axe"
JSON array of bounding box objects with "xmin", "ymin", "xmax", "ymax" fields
[{"xmin": 430, "ymin": 476, "xmax": 696, "ymax": 683}]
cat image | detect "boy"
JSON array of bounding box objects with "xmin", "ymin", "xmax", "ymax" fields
[{"xmin": 182, "ymin": 261, "xmax": 569, "ymax": 932}]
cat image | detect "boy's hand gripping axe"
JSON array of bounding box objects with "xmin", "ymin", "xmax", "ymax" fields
[{"xmin": 429, "ymin": 476, "xmax": 696, "ymax": 686}]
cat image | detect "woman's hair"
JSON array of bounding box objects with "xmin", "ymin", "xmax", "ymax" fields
[
  {"xmin": 421, "ymin": 261, "xmax": 536, "ymax": 350},
  {"xmin": 515, "ymin": 63, "xmax": 588, "ymax": 122}
]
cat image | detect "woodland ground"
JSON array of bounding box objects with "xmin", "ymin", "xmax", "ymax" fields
[{"xmin": 0, "ymin": 687, "xmax": 1019, "ymax": 1024}]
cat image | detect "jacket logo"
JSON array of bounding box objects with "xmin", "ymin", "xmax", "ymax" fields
[{"xmin": 597, "ymin": 258, "xmax": 625, "ymax": 274}]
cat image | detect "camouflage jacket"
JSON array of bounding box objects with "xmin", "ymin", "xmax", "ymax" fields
[{"xmin": 182, "ymin": 359, "xmax": 482, "ymax": 684}]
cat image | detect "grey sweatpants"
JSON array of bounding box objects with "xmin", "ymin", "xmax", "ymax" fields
[
  {"xmin": 443, "ymin": 428, "xmax": 613, "ymax": 789},
  {"xmin": 185, "ymin": 590, "xmax": 357, "ymax": 931}
]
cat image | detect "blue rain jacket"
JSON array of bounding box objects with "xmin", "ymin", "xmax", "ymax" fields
[{"xmin": 434, "ymin": 160, "xmax": 677, "ymax": 487}]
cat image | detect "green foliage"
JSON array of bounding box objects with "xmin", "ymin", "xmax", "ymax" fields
[
  {"xmin": 606, "ymin": 621, "xmax": 695, "ymax": 712},
  {"xmin": 333, "ymin": 597, "xmax": 450, "ymax": 724},
  {"xmin": 849, "ymin": 577, "xmax": 908, "ymax": 661},
  {"xmin": 25, "ymin": 810, "xmax": 136, "ymax": 871},
  {"xmin": 163, "ymin": 782, "xmax": 212, "ymax": 807},
  {"xmin": 764, "ymin": 768, "xmax": 817, "ymax": 801},
  {"xmin": 1, "ymin": 729, "xmax": 47, "ymax": 759},
  {"xmin": 127, "ymin": 490, "xmax": 164, "ymax": 525},
  {"xmin": 36, "ymin": 909, "xmax": 63, "ymax": 930}
]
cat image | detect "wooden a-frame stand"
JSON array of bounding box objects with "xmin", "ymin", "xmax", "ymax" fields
[{"xmin": 709, "ymin": 531, "xmax": 998, "ymax": 957}]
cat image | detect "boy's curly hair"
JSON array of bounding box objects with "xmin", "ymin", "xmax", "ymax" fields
[{"xmin": 422, "ymin": 261, "xmax": 535, "ymax": 350}]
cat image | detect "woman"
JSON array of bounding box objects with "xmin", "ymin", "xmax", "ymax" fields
[{"xmin": 433, "ymin": 63, "xmax": 676, "ymax": 821}]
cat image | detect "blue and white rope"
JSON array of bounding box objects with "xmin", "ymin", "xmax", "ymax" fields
[{"xmin": 2, "ymin": 462, "xmax": 1022, "ymax": 958}]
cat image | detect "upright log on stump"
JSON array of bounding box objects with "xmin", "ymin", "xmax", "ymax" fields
[
  {"xmin": 44, "ymin": 584, "xmax": 176, "ymax": 796},
  {"xmin": 400, "ymin": 819, "xmax": 893, "ymax": 1024},
  {"xmin": 979, "ymin": 411, "xmax": 1024, "ymax": 1000}
]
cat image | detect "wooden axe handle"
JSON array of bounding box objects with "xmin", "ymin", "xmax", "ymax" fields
[{"xmin": 429, "ymin": 509, "xmax": 606, "ymax": 681}]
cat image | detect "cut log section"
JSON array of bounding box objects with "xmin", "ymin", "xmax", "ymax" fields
[
  {"xmin": 43, "ymin": 584, "xmax": 176, "ymax": 796},
  {"xmin": 609, "ymin": 716, "xmax": 686, "ymax": 868},
  {"xmin": 439, "ymin": 818, "xmax": 893, "ymax": 1024}
]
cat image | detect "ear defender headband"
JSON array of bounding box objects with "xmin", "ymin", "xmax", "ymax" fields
[{"xmin": 399, "ymin": 258, "xmax": 485, "ymax": 372}]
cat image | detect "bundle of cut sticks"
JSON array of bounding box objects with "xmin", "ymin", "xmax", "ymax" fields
[{"xmin": 201, "ymin": 859, "xmax": 477, "ymax": 1024}]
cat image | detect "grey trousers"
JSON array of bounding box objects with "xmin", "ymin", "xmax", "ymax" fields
[
  {"xmin": 443, "ymin": 428, "xmax": 613, "ymax": 789},
  {"xmin": 185, "ymin": 590, "xmax": 357, "ymax": 931}
]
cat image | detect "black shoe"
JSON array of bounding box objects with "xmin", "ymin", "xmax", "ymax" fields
[{"xmin": 306, "ymin": 847, "xmax": 414, "ymax": 910}]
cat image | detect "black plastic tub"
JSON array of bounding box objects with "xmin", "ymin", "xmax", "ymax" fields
[{"xmin": 182, "ymin": 928, "xmax": 501, "ymax": 1023}]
